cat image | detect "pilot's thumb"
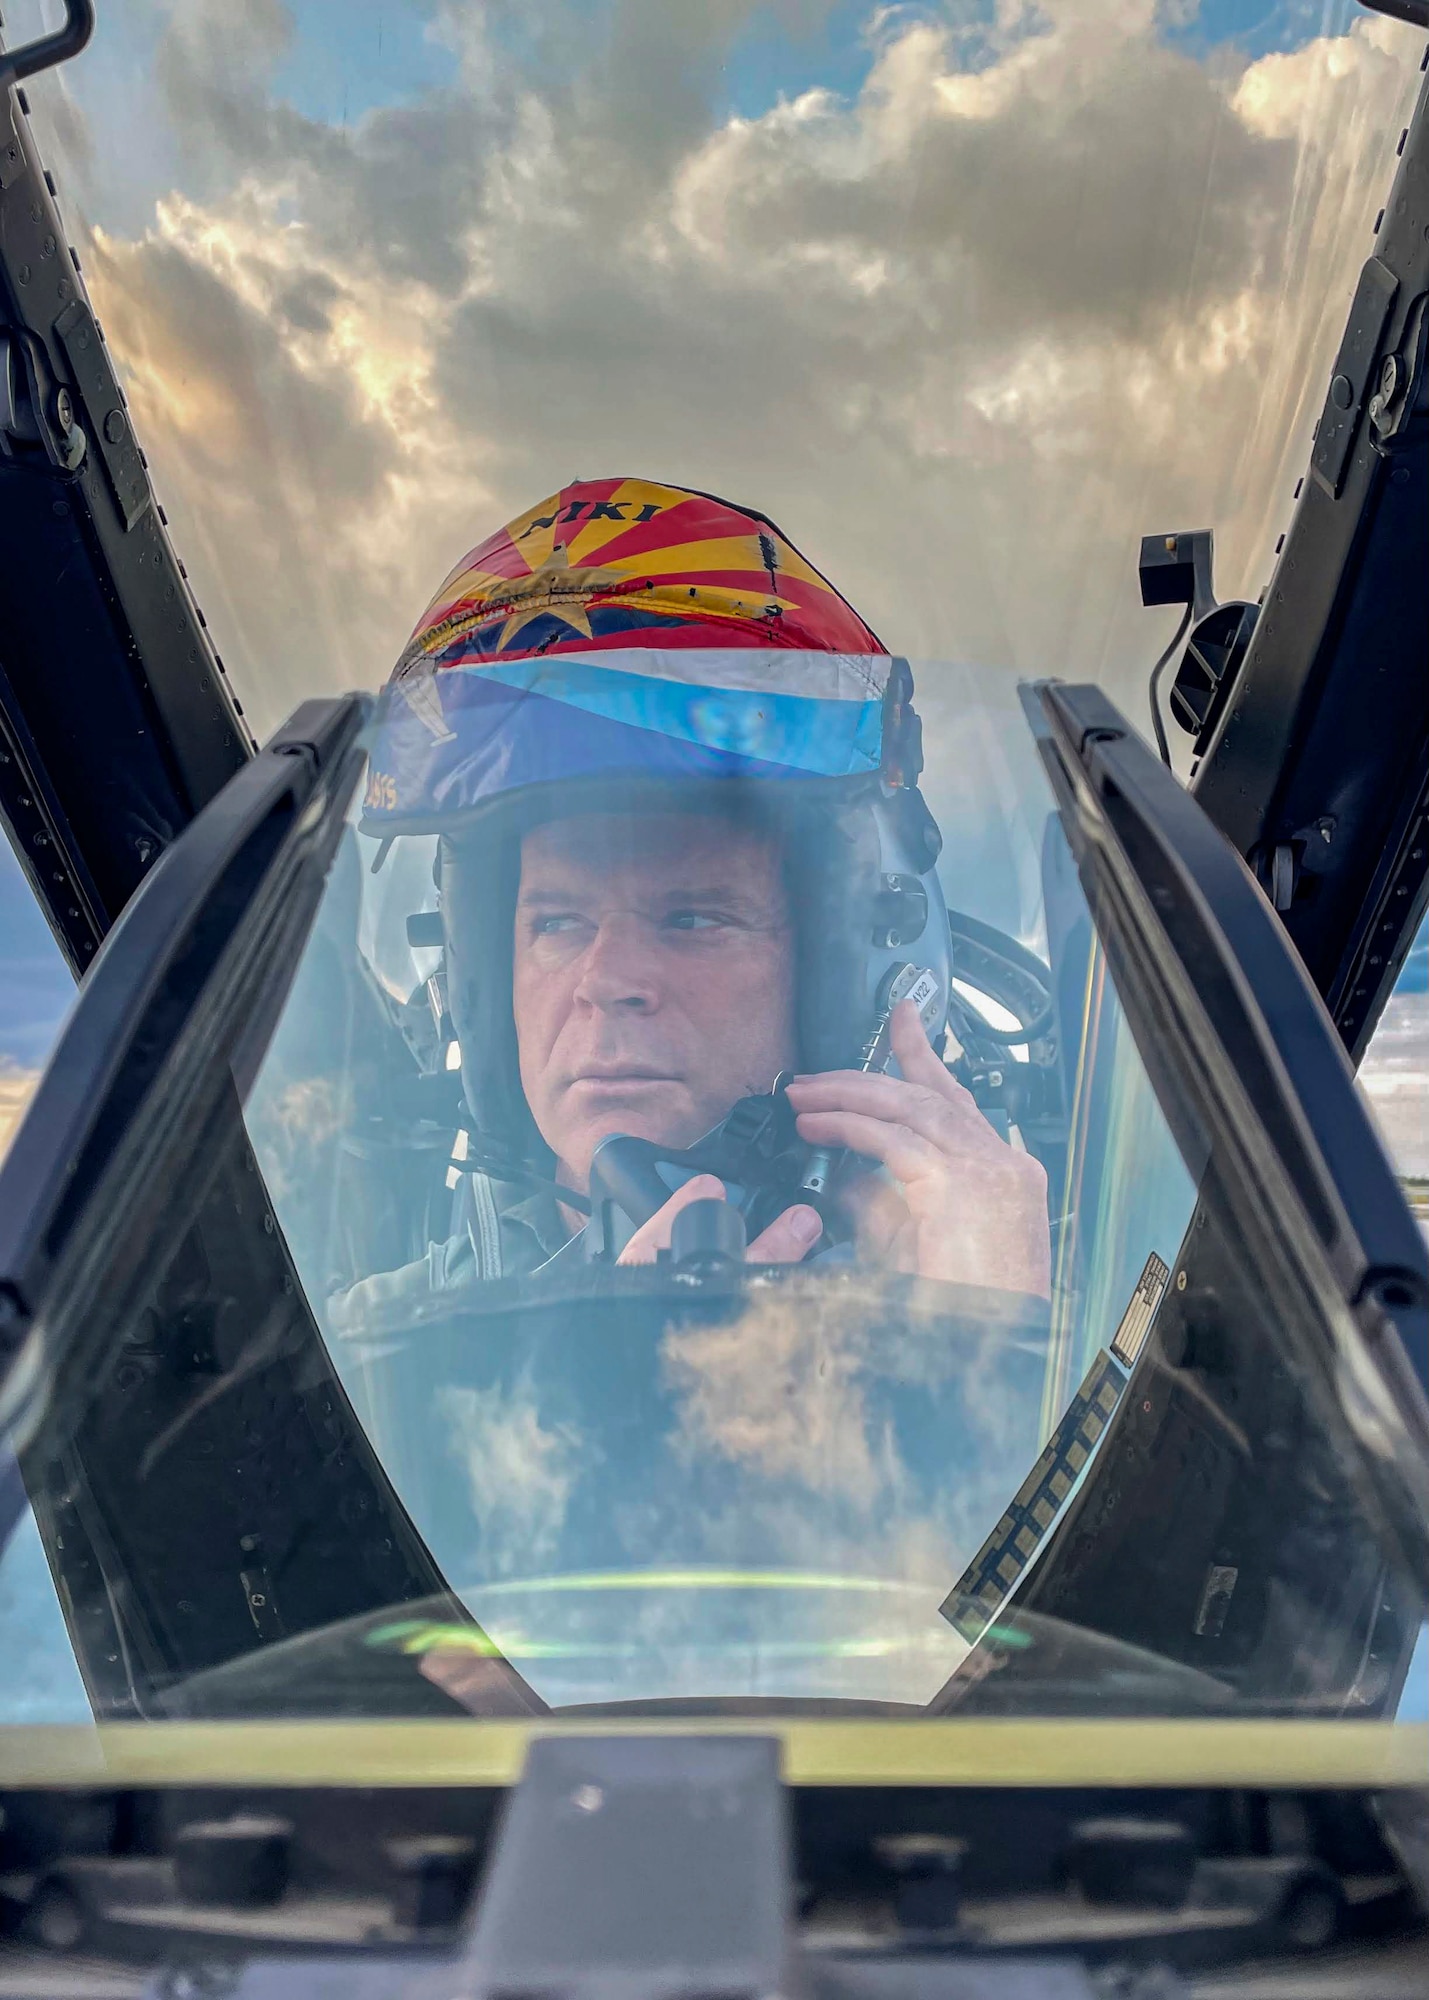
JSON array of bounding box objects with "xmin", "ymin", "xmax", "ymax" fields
[{"xmin": 616, "ymin": 1174, "xmax": 727, "ymax": 1266}]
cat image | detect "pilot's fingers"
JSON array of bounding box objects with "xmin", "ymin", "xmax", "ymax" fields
[
  {"xmin": 746, "ymin": 1204, "xmax": 823, "ymax": 1264},
  {"xmin": 616, "ymin": 1174, "xmax": 726, "ymax": 1266},
  {"xmin": 801, "ymin": 1109, "xmax": 1050, "ymax": 1295},
  {"xmin": 792, "ymin": 1107, "xmax": 944, "ymax": 1187},
  {"xmin": 888, "ymin": 996, "xmax": 969, "ymax": 1104},
  {"xmin": 790, "ymin": 1000, "xmax": 978, "ymax": 1125},
  {"xmin": 786, "ymin": 1065, "xmax": 993, "ymax": 1161}
]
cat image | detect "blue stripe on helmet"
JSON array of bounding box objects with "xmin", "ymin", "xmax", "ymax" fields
[{"xmin": 365, "ymin": 660, "xmax": 885, "ymax": 827}]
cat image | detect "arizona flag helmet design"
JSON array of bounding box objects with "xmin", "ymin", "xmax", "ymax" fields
[
  {"xmin": 366, "ymin": 479, "xmax": 897, "ymax": 834},
  {"xmin": 395, "ymin": 477, "xmax": 884, "ymax": 670}
]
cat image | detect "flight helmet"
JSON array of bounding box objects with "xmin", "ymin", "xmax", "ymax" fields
[{"xmin": 362, "ymin": 477, "xmax": 951, "ymax": 1170}]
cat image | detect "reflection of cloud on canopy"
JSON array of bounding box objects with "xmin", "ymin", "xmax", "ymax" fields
[
  {"xmin": 439, "ymin": 1381, "xmax": 588, "ymax": 1577},
  {"xmin": 664, "ymin": 1282, "xmax": 887, "ymax": 1506},
  {"xmin": 21, "ymin": 1, "xmax": 1423, "ymax": 739},
  {"xmin": 244, "ymin": 1073, "xmax": 350, "ymax": 1204},
  {"xmin": 369, "ymin": 1273, "xmax": 1057, "ymax": 1707},
  {"xmin": 659, "ymin": 1274, "xmax": 1051, "ymax": 1640}
]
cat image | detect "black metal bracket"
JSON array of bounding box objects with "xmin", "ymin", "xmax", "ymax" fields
[
  {"xmin": 1311, "ymin": 257, "xmax": 1400, "ymax": 500},
  {"xmin": 1137, "ymin": 531, "xmax": 1259, "ymax": 766},
  {"xmin": 1192, "ymin": 45, "xmax": 1429, "ymax": 1043},
  {"xmin": 1359, "ymin": 0, "xmax": 1429, "ymax": 29},
  {"xmin": 1035, "ymin": 679, "xmax": 1429, "ymax": 1419},
  {"xmin": 0, "ymin": 0, "xmax": 253, "ymax": 978},
  {"xmin": 1138, "ymin": 529, "xmax": 1218, "ymax": 626},
  {"xmin": 0, "ymin": 695, "xmax": 363, "ymax": 1340},
  {"xmin": 0, "ymin": 1, "xmax": 95, "ymax": 91}
]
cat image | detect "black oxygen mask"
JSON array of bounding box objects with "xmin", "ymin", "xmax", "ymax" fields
[{"xmin": 584, "ymin": 962, "xmax": 945, "ymax": 1261}]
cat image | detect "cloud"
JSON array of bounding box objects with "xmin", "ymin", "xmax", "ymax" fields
[
  {"xmin": 0, "ymin": 1063, "xmax": 41, "ymax": 1164},
  {"xmin": 21, "ymin": 1, "xmax": 1426, "ymax": 739},
  {"xmin": 1359, "ymin": 993, "xmax": 1429, "ymax": 1183}
]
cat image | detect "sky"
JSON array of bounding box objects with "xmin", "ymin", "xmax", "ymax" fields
[
  {"xmin": 0, "ymin": 0, "xmax": 1423, "ymax": 1075},
  {"xmin": 0, "ymin": 0, "xmax": 1419, "ymax": 739}
]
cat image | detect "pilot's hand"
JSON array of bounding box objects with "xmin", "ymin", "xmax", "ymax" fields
[
  {"xmin": 616, "ymin": 1173, "xmax": 823, "ymax": 1267},
  {"xmin": 784, "ymin": 997, "xmax": 1051, "ymax": 1297}
]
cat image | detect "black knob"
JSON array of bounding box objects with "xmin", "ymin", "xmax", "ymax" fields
[
  {"xmin": 670, "ymin": 1197, "xmax": 746, "ymax": 1271},
  {"xmin": 1275, "ymin": 1863, "xmax": 1344, "ymax": 1952},
  {"xmin": 174, "ymin": 1816, "xmax": 291, "ymax": 1908},
  {"xmin": 1066, "ymin": 1818, "xmax": 1196, "ymax": 1909},
  {"xmin": 386, "ymin": 1835, "xmax": 479, "ymax": 1929},
  {"xmin": 874, "ymin": 1833, "xmax": 966, "ymax": 1933}
]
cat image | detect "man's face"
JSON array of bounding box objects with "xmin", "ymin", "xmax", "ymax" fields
[{"xmin": 513, "ymin": 811, "xmax": 797, "ymax": 1189}]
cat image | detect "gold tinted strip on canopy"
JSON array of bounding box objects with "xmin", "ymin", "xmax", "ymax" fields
[{"xmin": 1, "ymin": 1721, "xmax": 1425, "ymax": 1791}]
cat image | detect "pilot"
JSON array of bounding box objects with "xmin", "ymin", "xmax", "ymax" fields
[{"xmin": 338, "ymin": 479, "xmax": 1049, "ymax": 1328}]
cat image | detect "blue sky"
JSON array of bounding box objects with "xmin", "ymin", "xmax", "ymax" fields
[
  {"xmin": 1402, "ymin": 916, "xmax": 1428, "ymax": 993},
  {"xmin": 262, "ymin": 1, "xmax": 1365, "ymax": 125},
  {"xmin": 273, "ymin": 0, "xmax": 451, "ymax": 121},
  {"xmin": 270, "ymin": 1, "xmax": 1366, "ymax": 123},
  {"xmin": 0, "ymin": 835, "xmax": 74, "ymax": 1073}
]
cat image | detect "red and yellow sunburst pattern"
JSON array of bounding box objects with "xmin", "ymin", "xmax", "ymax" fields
[{"xmin": 398, "ymin": 478, "xmax": 885, "ymax": 669}]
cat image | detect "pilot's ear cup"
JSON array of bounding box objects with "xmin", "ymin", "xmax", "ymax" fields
[
  {"xmin": 788, "ymin": 798, "xmax": 880, "ymax": 1075},
  {"xmin": 439, "ymin": 830, "xmax": 549, "ymax": 1164},
  {"xmin": 670, "ymin": 1197, "xmax": 748, "ymax": 1270}
]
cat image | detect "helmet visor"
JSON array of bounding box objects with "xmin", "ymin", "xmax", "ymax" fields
[{"xmin": 364, "ymin": 648, "xmax": 895, "ymax": 834}]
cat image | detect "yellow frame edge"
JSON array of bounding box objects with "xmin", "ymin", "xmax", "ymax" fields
[{"xmin": 0, "ymin": 1720, "xmax": 1425, "ymax": 1789}]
